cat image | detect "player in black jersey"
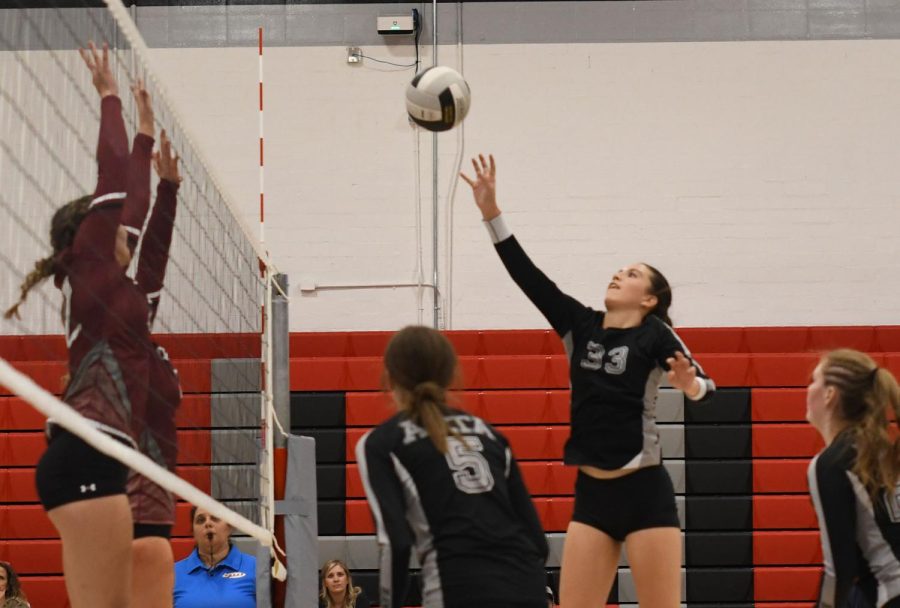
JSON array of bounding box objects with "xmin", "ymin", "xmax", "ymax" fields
[
  {"xmin": 461, "ymin": 155, "xmax": 716, "ymax": 608},
  {"xmin": 356, "ymin": 326, "xmax": 549, "ymax": 608},
  {"xmin": 806, "ymin": 349, "xmax": 900, "ymax": 608}
]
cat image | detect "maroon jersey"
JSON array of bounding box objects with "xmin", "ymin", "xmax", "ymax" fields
[{"xmin": 51, "ymin": 95, "xmax": 180, "ymax": 473}]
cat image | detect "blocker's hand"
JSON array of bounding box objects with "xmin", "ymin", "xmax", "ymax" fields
[
  {"xmin": 131, "ymin": 78, "xmax": 154, "ymax": 138},
  {"xmin": 79, "ymin": 41, "xmax": 118, "ymax": 99},
  {"xmin": 153, "ymin": 129, "xmax": 181, "ymax": 184},
  {"xmin": 666, "ymin": 351, "xmax": 700, "ymax": 399},
  {"xmin": 459, "ymin": 154, "xmax": 501, "ymax": 221}
]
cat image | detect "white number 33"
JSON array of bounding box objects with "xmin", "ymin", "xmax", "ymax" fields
[{"xmin": 604, "ymin": 346, "xmax": 629, "ymax": 375}]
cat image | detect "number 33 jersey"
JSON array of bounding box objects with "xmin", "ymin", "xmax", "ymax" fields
[
  {"xmin": 486, "ymin": 225, "xmax": 717, "ymax": 471},
  {"xmin": 356, "ymin": 410, "xmax": 549, "ymax": 608}
]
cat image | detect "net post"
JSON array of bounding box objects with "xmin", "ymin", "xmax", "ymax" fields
[{"xmin": 272, "ymin": 273, "xmax": 290, "ymax": 448}]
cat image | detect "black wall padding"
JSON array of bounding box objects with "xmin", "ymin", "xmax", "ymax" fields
[
  {"xmin": 290, "ymin": 428, "xmax": 345, "ymax": 463},
  {"xmin": 685, "ymin": 532, "xmax": 752, "ymax": 566},
  {"xmin": 317, "ymin": 501, "xmax": 345, "ymax": 536},
  {"xmin": 686, "ymin": 568, "xmax": 754, "ymax": 602},
  {"xmin": 685, "ymin": 425, "xmax": 752, "ymax": 459},
  {"xmin": 686, "ymin": 461, "xmax": 752, "ymax": 494},
  {"xmin": 315, "ymin": 464, "xmax": 346, "ymax": 500},
  {"xmin": 291, "ymin": 392, "xmax": 346, "ymax": 428},
  {"xmin": 353, "ymin": 571, "xmax": 423, "ymax": 606},
  {"xmin": 685, "ymin": 388, "xmax": 750, "ymax": 423},
  {"xmin": 685, "ymin": 496, "xmax": 753, "ymax": 530}
]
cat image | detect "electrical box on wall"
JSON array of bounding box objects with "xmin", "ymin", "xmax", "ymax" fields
[{"xmin": 377, "ymin": 14, "xmax": 416, "ymax": 35}]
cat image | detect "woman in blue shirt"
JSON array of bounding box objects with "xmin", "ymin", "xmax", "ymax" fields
[{"xmin": 173, "ymin": 507, "xmax": 256, "ymax": 608}]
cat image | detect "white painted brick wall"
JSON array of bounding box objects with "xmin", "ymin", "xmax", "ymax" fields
[{"xmin": 150, "ymin": 40, "xmax": 900, "ymax": 331}]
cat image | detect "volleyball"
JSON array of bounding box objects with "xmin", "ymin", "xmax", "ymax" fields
[{"xmin": 405, "ymin": 66, "xmax": 471, "ymax": 132}]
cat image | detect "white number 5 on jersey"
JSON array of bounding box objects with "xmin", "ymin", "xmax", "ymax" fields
[{"xmin": 445, "ymin": 436, "xmax": 495, "ymax": 494}]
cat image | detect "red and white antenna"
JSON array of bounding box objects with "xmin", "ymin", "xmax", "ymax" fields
[{"xmin": 258, "ymin": 27, "xmax": 265, "ymax": 248}]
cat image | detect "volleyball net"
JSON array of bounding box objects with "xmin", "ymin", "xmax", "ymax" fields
[{"xmin": 0, "ymin": 0, "xmax": 284, "ymax": 577}]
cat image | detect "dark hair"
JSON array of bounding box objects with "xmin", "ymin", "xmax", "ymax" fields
[
  {"xmin": 319, "ymin": 559, "xmax": 362, "ymax": 608},
  {"xmin": 383, "ymin": 326, "xmax": 458, "ymax": 453},
  {"xmin": 0, "ymin": 561, "xmax": 27, "ymax": 602},
  {"xmin": 189, "ymin": 507, "xmax": 232, "ymax": 534},
  {"xmin": 642, "ymin": 262, "xmax": 673, "ymax": 326},
  {"xmin": 5, "ymin": 195, "xmax": 92, "ymax": 319},
  {"xmin": 821, "ymin": 349, "xmax": 900, "ymax": 499}
]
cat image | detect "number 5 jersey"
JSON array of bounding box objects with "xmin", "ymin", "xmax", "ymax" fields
[
  {"xmin": 356, "ymin": 410, "xmax": 549, "ymax": 608},
  {"xmin": 808, "ymin": 430, "xmax": 900, "ymax": 608}
]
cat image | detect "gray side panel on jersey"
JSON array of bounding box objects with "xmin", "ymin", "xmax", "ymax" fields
[
  {"xmin": 562, "ymin": 331, "xmax": 574, "ymax": 360},
  {"xmin": 665, "ymin": 460, "xmax": 687, "ymax": 494},
  {"xmin": 390, "ymin": 454, "xmax": 444, "ymax": 608},
  {"xmin": 848, "ymin": 472, "xmax": 900, "ymax": 605},
  {"xmin": 656, "ymin": 390, "xmax": 685, "ymax": 423},
  {"xmin": 618, "ymin": 568, "xmax": 687, "ymax": 603},
  {"xmin": 355, "ymin": 432, "xmax": 395, "ymax": 607},
  {"xmin": 638, "ymin": 367, "xmax": 666, "ymax": 467},
  {"xmin": 807, "ymin": 454, "xmax": 837, "ymax": 604}
]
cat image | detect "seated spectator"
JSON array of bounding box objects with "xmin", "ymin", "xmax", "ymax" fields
[
  {"xmin": 319, "ymin": 559, "xmax": 370, "ymax": 607},
  {"xmin": 0, "ymin": 562, "xmax": 30, "ymax": 608},
  {"xmin": 173, "ymin": 507, "xmax": 256, "ymax": 608}
]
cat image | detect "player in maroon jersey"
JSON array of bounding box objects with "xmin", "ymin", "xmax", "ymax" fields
[{"xmin": 6, "ymin": 42, "xmax": 182, "ymax": 608}]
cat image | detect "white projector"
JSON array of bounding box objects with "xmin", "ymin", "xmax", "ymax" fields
[{"xmin": 377, "ymin": 15, "xmax": 416, "ymax": 36}]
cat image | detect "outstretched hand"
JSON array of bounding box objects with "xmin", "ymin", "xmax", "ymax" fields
[
  {"xmin": 79, "ymin": 41, "xmax": 118, "ymax": 98},
  {"xmin": 459, "ymin": 154, "xmax": 501, "ymax": 221},
  {"xmin": 153, "ymin": 129, "xmax": 181, "ymax": 184},
  {"xmin": 131, "ymin": 78, "xmax": 154, "ymax": 138},
  {"xmin": 666, "ymin": 351, "xmax": 700, "ymax": 399}
]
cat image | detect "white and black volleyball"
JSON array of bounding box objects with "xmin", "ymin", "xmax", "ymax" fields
[{"xmin": 405, "ymin": 66, "xmax": 471, "ymax": 132}]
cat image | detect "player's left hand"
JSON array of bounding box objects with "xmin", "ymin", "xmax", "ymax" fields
[
  {"xmin": 131, "ymin": 78, "xmax": 154, "ymax": 138},
  {"xmin": 152, "ymin": 129, "xmax": 181, "ymax": 184},
  {"xmin": 79, "ymin": 41, "xmax": 118, "ymax": 98},
  {"xmin": 666, "ymin": 351, "xmax": 699, "ymax": 398}
]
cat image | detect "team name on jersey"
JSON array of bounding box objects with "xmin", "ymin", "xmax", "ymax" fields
[{"xmin": 400, "ymin": 414, "xmax": 496, "ymax": 445}]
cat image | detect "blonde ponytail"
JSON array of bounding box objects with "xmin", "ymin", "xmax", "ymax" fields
[
  {"xmin": 5, "ymin": 255, "xmax": 55, "ymax": 320},
  {"xmin": 6, "ymin": 194, "xmax": 92, "ymax": 320},
  {"xmin": 822, "ymin": 349, "xmax": 900, "ymax": 499}
]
